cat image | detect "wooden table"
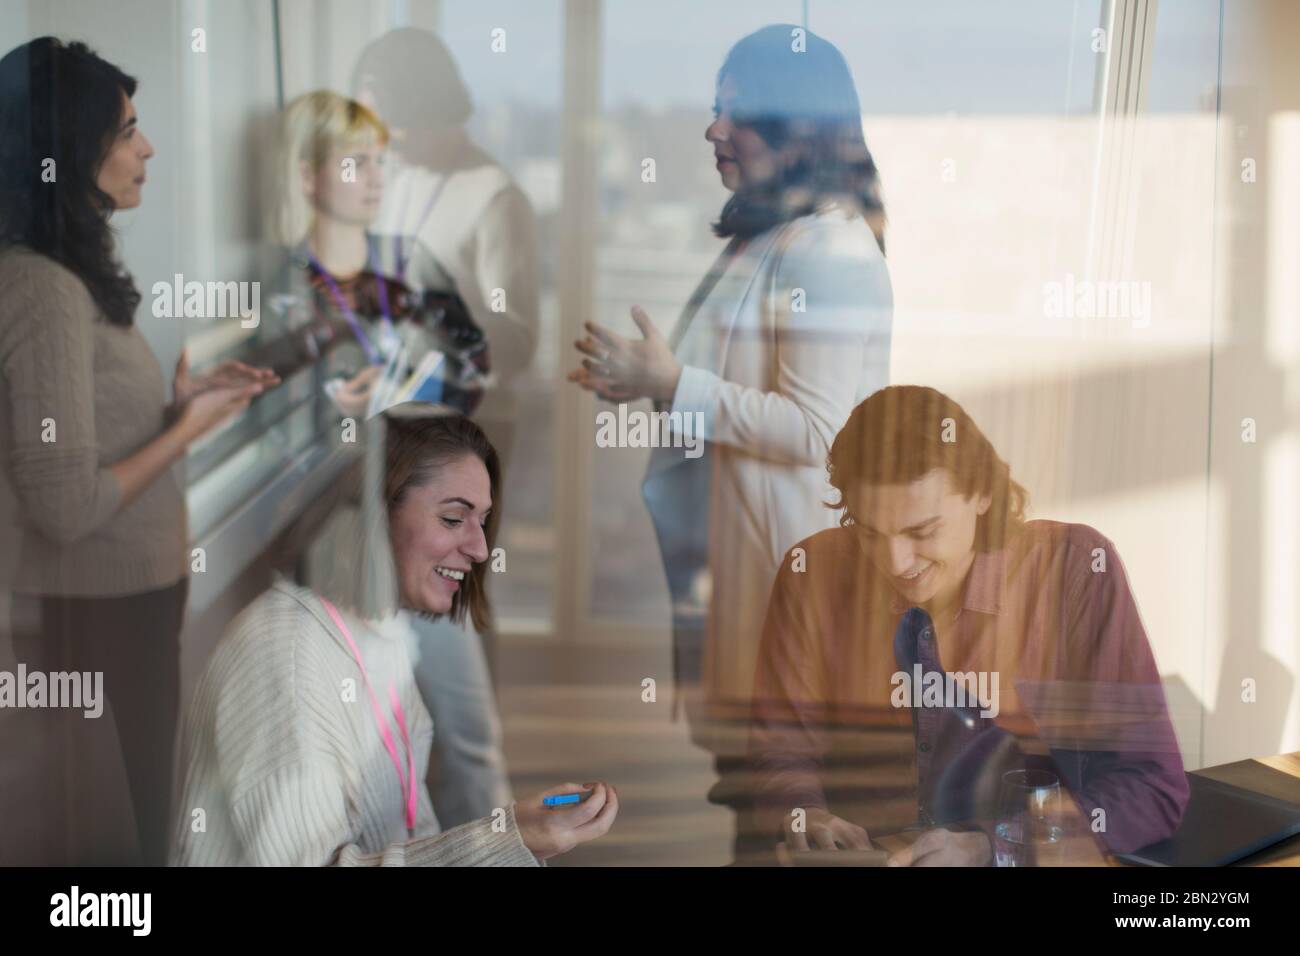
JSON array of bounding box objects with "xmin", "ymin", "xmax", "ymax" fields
[{"xmin": 870, "ymin": 751, "xmax": 1300, "ymax": 867}]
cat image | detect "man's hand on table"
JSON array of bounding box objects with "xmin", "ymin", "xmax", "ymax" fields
[
  {"xmin": 783, "ymin": 807, "xmax": 873, "ymax": 851},
  {"xmin": 887, "ymin": 827, "xmax": 992, "ymax": 867}
]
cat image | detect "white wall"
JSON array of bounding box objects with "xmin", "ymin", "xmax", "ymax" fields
[
  {"xmin": 874, "ymin": 108, "xmax": 1215, "ymax": 767},
  {"xmin": 1202, "ymin": 0, "xmax": 1300, "ymax": 765}
]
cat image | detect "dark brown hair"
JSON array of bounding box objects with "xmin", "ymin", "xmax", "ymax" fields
[
  {"xmin": 827, "ymin": 386, "xmax": 1028, "ymax": 551},
  {"xmin": 349, "ymin": 28, "xmax": 472, "ymax": 133},
  {"xmin": 711, "ymin": 24, "xmax": 886, "ymax": 251},
  {"xmin": 0, "ymin": 37, "xmax": 142, "ymax": 326},
  {"xmin": 384, "ymin": 414, "xmax": 500, "ymax": 632}
]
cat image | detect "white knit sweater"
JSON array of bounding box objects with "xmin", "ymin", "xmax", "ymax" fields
[{"xmin": 171, "ymin": 578, "xmax": 538, "ymax": 866}]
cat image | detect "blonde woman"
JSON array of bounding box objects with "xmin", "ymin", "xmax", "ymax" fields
[
  {"xmin": 255, "ymin": 91, "xmax": 509, "ymax": 832},
  {"xmin": 259, "ymin": 90, "xmax": 488, "ymax": 416},
  {"xmin": 256, "ymin": 90, "xmax": 396, "ymax": 403}
]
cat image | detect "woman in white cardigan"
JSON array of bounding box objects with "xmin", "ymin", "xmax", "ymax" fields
[
  {"xmin": 172, "ymin": 410, "xmax": 618, "ymax": 865},
  {"xmin": 350, "ymin": 27, "xmax": 539, "ymax": 829},
  {"xmin": 569, "ymin": 25, "xmax": 892, "ymax": 852}
]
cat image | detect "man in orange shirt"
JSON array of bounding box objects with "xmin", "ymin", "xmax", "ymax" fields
[{"xmin": 749, "ymin": 386, "xmax": 1188, "ymax": 865}]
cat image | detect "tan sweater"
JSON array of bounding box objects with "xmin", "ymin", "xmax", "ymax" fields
[
  {"xmin": 0, "ymin": 245, "xmax": 187, "ymax": 596},
  {"xmin": 171, "ymin": 578, "xmax": 540, "ymax": 866}
]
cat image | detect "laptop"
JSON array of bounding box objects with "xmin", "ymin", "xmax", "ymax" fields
[{"xmin": 1115, "ymin": 761, "xmax": 1300, "ymax": 866}]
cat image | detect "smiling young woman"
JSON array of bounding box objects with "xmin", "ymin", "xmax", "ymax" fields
[
  {"xmin": 383, "ymin": 413, "xmax": 500, "ymax": 625},
  {"xmin": 172, "ymin": 410, "xmax": 620, "ymax": 866}
]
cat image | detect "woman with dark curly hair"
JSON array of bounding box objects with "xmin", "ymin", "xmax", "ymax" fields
[{"xmin": 0, "ymin": 37, "xmax": 275, "ymax": 864}]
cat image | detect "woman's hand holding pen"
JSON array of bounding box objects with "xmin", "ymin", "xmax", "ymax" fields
[
  {"xmin": 568, "ymin": 305, "xmax": 681, "ymax": 404},
  {"xmin": 514, "ymin": 782, "xmax": 620, "ymax": 862}
]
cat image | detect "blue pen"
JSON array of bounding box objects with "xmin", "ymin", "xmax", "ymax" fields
[{"xmin": 543, "ymin": 790, "xmax": 593, "ymax": 808}]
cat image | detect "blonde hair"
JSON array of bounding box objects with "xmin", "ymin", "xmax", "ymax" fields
[{"xmin": 270, "ymin": 90, "xmax": 389, "ymax": 245}]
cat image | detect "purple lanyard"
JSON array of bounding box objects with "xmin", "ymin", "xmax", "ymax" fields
[{"xmin": 307, "ymin": 247, "xmax": 395, "ymax": 365}]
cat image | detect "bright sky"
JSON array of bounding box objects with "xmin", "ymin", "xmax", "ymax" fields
[{"xmin": 435, "ymin": 0, "xmax": 1223, "ymax": 115}]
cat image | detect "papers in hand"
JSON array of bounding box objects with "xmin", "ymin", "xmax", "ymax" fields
[
  {"xmin": 323, "ymin": 341, "xmax": 449, "ymax": 419},
  {"xmin": 389, "ymin": 349, "xmax": 448, "ymax": 406}
]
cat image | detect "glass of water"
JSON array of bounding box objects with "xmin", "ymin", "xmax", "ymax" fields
[{"xmin": 993, "ymin": 770, "xmax": 1065, "ymax": 867}]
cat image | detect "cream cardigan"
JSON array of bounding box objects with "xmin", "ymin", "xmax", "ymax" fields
[
  {"xmin": 644, "ymin": 208, "xmax": 893, "ymax": 744},
  {"xmin": 171, "ymin": 578, "xmax": 538, "ymax": 866}
]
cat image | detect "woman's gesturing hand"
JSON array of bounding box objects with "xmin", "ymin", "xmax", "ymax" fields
[
  {"xmin": 514, "ymin": 782, "xmax": 620, "ymax": 862},
  {"xmin": 174, "ymin": 349, "xmax": 278, "ymax": 409},
  {"xmin": 568, "ymin": 306, "xmax": 681, "ymax": 404},
  {"xmin": 110, "ymin": 355, "xmax": 273, "ymax": 509},
  {"xmin": 177, "ymin": 383, "xmax": 264, "ymax": 443}
]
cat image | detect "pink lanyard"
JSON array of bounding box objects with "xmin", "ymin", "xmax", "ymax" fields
[{"xmin": 319, "ymin": 598, "xmax": 418, "ymax": 834}]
